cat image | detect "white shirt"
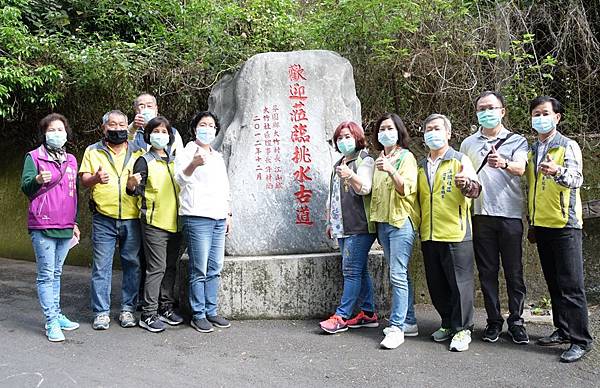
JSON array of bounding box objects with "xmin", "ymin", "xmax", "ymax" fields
[
  {"xmin": 175, "ymin": 141, "xmax": 231, "ymax": 219},
  {"xmin": 426, "ymin": 148, "xmax": 478, "ymax": 190}
]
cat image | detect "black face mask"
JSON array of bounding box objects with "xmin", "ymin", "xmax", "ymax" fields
[{"xmin": 106, "ymin": 130, "xmax": 128, "ymax": 145}]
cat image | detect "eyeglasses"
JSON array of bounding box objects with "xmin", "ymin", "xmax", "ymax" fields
[{"xmin": 476, "ymin": 106, "xmax": 503, "ymax": 113}]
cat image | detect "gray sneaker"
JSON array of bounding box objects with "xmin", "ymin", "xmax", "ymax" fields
[
  {"xmin": 119, "ymin": 311, "xmax": 137, "ymax": 328},
  {"xmin": 431, "ymin": 327, "xmax": 454, "ymax": 342},
  {"xmin": 92, "ymin": 314, "xmax": 110, "ymax": 330},
  {"xmin": 207, "ymin": 315, "xmax": 231, "ymax": 328},
  {"xmin": 191, "ymin": 318, "xmax": 214, "ymax": 333},
  {"xmin": 404, "ymin": 323, "xmax": 419, "ymax": 337}
]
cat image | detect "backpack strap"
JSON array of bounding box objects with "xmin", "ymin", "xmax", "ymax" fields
[{"xmin": 476, "ymin": 132, "xmax": 515, "ymax": 174}]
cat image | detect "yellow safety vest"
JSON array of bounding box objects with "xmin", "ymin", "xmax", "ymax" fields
[
  {"xmin": 526, "ymin": 133, "xmax": 582, "ymax": 229},
  {"xmin": 82, "ymin": 141, "xmax": 145, "ymax": 220},
  {"xmin": 138, "ymin": 152, "xmax": 180, "ymax": 233},
  {"xmin": 416, "ymin": 148, "xmax": 473, "ymax": 242}
]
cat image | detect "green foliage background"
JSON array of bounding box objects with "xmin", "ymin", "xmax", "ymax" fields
[
  {"xmin": 2, "ymin": 0, "xmax": 599, "ymax": 146},
  {"xmin": 1, "ymin": 0, "xmax": 599, "ymax": 303}
]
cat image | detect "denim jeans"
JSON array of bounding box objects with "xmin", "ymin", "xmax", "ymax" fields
[
  {"xmin": 377, "ymin": 219, "xmax": 416, "ymax": 328},
  {"xmin": 182, "ymin": 216, "xmax": 226, "ymax": 320},
  {"xmin": 335, "ymin": 233, "xmax": 377, "ymax": 319},
  {"xmin": 30, "ymin": 231, "xmax": 71, "ymax": 324},
  {"xmin": 90, "ymin": 213, "xmax": 141, "ymax": 316}
]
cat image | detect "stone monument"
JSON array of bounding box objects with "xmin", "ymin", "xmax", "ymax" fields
[
  {"xmin": 178, "ymin": 50, "xmax": 390, "ymax": 318},
  {"xmin": 209, "ymin": 50, "xmax": 361, "ymax": 256}
]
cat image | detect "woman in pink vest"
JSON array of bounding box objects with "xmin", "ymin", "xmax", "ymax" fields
[{"xmin": 20, "ymin": 113, "xmax": 80, "ymax": 342}]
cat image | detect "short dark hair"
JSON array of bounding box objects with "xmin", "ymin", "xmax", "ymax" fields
[
  {"xmin": 189, "ymin": 111, "xmax": 220, "ymax": 138},
  {"xmin": 38, "ymin": 113, "xmax": 73, "ymax": 145},
  {"xmin": 475, "ymin": 90, "xmax": 505, "ymax": 107},
  {"xmin": 372, "ymin": 112, "xmax": 410, "ymax": 151},
  {"xmin": 332, "ymin": 121, "xmax": 366, "ymax": 152},
  {"xmin": 144, "ymin": 116, "xmax": 174, "ymax": 146},
  {"xmin": 529, "ymin": 96, "xmax": 564, "ymax": 115}
]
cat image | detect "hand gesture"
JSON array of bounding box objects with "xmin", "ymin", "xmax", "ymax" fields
[
  {"xmin": 454, "ymin": 164, "xmax": 469, "ymax": 189},
  {"xmin": 73, "ymin": 224, "xmax": 81, "ymax": 240},
  {"xmin": 133, "ymin": 114, "xmax": 145, "ymax": 128},
  {"xmin": 326, "ymin": 225, "xmax": 332, "ymax": 240},
  {"xmin": 36, "ymin": 170, "xmax": 52, "ymax": 184},
  {"xmin": 127, "ymin": 169, "xmax": 142, "ymax": 190},
  {"xmin": 539, "ymin": 154, "xmax": 558, "ymax": 176},
  {"xmin": 95, "ymin": 165, "xmax": 110, "ymax": 184},
  {"xmin": 336, "ymin": 159, "xmax": 353, "ymax": 179},
  {"xmin": 375, "ymin": 151, "xmax": 395, "ymax": 174},
  {"xmin": 487, "ymin": 145, "xmax": 505, "ymax": 169},
  {"xmin": 192, "ymin": 148, "xmax": 207, "ymax": 167}
]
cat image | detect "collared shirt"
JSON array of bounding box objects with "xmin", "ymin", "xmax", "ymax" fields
[
  {"xmin": 460, "ymin": 127, "xmax": 528, "ymax": 219},
  {"xmin": 175, "ymin": 141, "xmax": 231, "ymax": 219},
  {"xmin": 534, "ymin": 131, "xmax": 583, "ymax": 189},
  {"xmin": 426, "ymin": 147, "xmax": 478, "ymax": 190}
]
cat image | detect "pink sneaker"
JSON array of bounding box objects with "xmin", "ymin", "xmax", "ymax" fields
[
  {"xmin": 347, "ymin": 311, "xmax": 379, "ymax": 328},
  {"xmin": 319, "ymin": 314, "xmax": 348, "ymax": 334}
]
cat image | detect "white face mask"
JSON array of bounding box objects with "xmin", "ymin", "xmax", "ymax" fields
[
  {"xmin": 378, "ymin": 130, "xmax": 398, "ymax": 147},
  {"xmin": 149, "ymin": 133, "xmax": 170, "ymax": 149},
  {"xmin": 141, "ymin": 108, "xmax": 157, "ymax": 124},
  {"xmin": 424, "ymin": 130, "xmax": 446, "ymax": 150},
  {"xmin": 45, "ymin": 131, "xmax": 67, "ymax": 149},
  {"xmin": 531, "ymin": 116, "xmax": 556, "ymax": 134},
  {"xmin": 196, "ymin": 127, "xmax": 216, "ymax": 145}
]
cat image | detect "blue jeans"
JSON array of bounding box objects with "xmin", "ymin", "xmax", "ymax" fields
[
  {"xmin": 377, "ymin": 219, "xmax": 417, "ymax": 328},
  {"xmin": 30, "ymin": 231, "xmax": 70, "ymax": 324},
  {"xmin": 335, "ymin": 233, "xmax": 377, "ymax": 319},
  {"xmin": 90, "ymin": 213, "xmax": 141, "ymax": 315},
  {"xmin": 182, "ymin": 216, "xmax": 226, "ymax": 320}
]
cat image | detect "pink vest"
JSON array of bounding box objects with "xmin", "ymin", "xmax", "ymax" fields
[{"xmin": 27, "ymin": 145, "xmax": 78, "ymax": 230}]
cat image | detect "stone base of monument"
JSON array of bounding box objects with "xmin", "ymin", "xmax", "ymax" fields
[{"xmin": 177, "ymin": 251, "xmax": 391, "ymax": 319}]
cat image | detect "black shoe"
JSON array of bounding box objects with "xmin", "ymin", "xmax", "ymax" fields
[
  {"xmin": 159, "ymin": 308, "xmax": 184, "ymax": 326},
  {"xmin": 537, "ymin": 330, "xmax": 570, "ymax": 346},
  {"xmin": 191, "ymin": 318, "xmax": 214, "ymax": 333},
  {"xmin": 560, "ymin": 344, "xmax": 590, "ymax": 363},
  {"xmin": 508, "ymin": 325, "xmax": 529, "ymax": 344},
  {"xmin": 139, "ymin": 314, "xmax": 166, "ymax": 333},
  {"xmin": 482, "ymin": 325, "xmax": 501, "ymax": 343},
  {"xmin": 207, "ymin": 315, "xmax": 231, "ymax": 328}
]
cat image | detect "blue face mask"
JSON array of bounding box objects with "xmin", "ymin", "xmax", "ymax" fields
[
  {"xmin": 477, "ymin": 110, "xmax": 502, "ymax": 129},
  {"xmin": 424, "ymin": 130, "xmax": 446, "ymax": 150},
  {"xmin": 196, "ymin": 127, "xmax": 216, "ymax": 145},
  {"xmin": 336, "ymin": 138, "xmax": 356, "ymax": 156},
  {"xmin": 378, "ymin": 130, "xmax": 398, "ymax": 147},
  {"xmin": 45, "ymin": 131, "xmax": 67, "ymax": 149},
  {"xmin": 149, "ymin": 133, "xmax": 170, "ymax": 150},
  {"xmin": 141, "ymin": 108, "xmax": 157, "ymax": 124},
  {"xmin": 531, "ymin": 116, "xmax": 556, "ymax": 134}
]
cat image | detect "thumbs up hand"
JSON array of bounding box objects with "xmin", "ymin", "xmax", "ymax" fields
[
  {"xmin": 375, "ymin": 151, "xmax": 395, "ymax": 175},
  {"xmin": 35, "ymin": 170, "xmax": 52, "ymax": 184},
  {"xmin": 127, "ymin": 169, "xmax": 142, "ymax": 190},
  {"xmin": 95, "ymin": 165, "xmax": 110, "ymax": 184},
  {"xmin": 454, "ymin": 164, "xmax": 470, "ymax": 189},
  {"xmin": 539, "ymin": 154, "xmax": 558, "ymax": 176},
  {"xmin": 487, "ymin": 144, "xmax": 506, "ymax": 169},
  {"xmin": 192, "ymin": 147, "xmax": 208, "ymax": 167},
  {"xmin": 336, "ymin": 158, "xmax": 353, "ymax": 179}
]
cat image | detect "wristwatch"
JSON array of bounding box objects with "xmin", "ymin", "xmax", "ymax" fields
[{"xmin": 501, "ymin": 160, "xmax": 509, "ymax": 169}]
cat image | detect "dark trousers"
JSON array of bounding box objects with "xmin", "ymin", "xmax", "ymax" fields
[
  {"xmin": 535, "ymin": 227, "xmax": 593, "ymax": 348},
  {"xmin": 422, "ymin": 240, "xmax": 474, "ymax": 331},
  {"xmin": 141, "ymin": 221, "xmax": 183, "ymax": 315},
  {"xmin": 473, "ymin": 215, "xmax": 526, "ymax": 327}
]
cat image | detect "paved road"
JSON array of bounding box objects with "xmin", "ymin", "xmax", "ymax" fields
[{"xmin": 0, "ymin": 257, "xmax": 597, "ymax": 387}]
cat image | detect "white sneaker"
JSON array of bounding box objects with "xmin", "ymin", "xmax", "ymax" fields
[
  {"xmin": 449, "ymin": 329, "xmax": 471, "ymax": 352},
  {"xmin": 380, "ymin": 325, "xmax": 404, "ymax": 349},
  {"xmin": 403, "ymin": 323, "xmax": 419, "ymax": 337}
]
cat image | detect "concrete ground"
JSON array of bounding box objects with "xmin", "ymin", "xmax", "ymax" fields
[{"xmin": 0, "ymin": 257, "xmax": 598, "ymax": 388}]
